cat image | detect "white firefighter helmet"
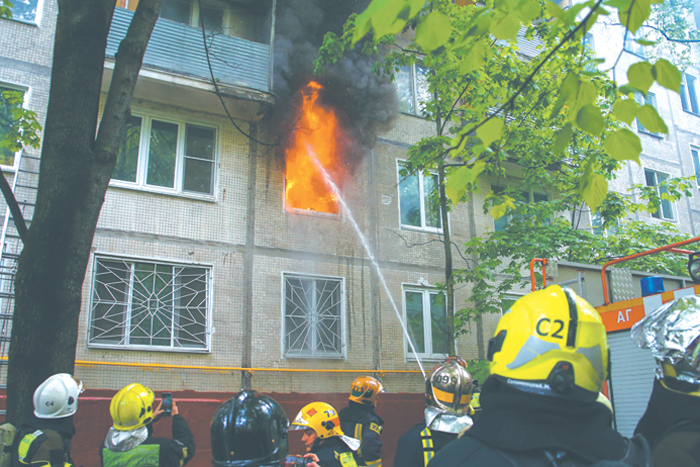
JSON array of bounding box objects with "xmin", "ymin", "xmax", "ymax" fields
[{"xmin": 33, "ymin": 373, "xmax": 84, "ymax": 419}]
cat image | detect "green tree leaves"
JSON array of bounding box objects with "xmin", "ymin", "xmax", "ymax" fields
[
  {"xmin": 577, "ymin": 104, "xmax": 605, "ymax": 135},
  {"xmin": 613, "ymin": 99, "xmax": 638, "ymax": 124},
  {"xmin": 637, "ymin": 104, "xmax": 668, "ymax": 133},
  {"xmin": 604, "ymin": 128, "xmax": 642, "ymax": 164},
  {"xmin": 445, "ymin": 162, "xmax": 486, "ymax": 205},
  {"xmin": 476, "ymin": 118, "xmax": 505, "ymax": 148},
  {"xmin": 651, "ymin": 58, "xmax": 681, "ymax": 93},
  {"xmin": 628, "ymin": 61, "xmax": 655, "ymax": 93},
  {"xmin": 415, "ymin": 12, "xmax": 453, "ymax": 51}
]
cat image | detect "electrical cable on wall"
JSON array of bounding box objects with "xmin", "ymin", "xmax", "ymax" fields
[{"xmin": 197, "ymin": 0, "xmax": 278, "ymax": 147}]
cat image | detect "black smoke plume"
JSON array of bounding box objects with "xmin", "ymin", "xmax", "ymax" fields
[{"xmin": 267, "ymin": 0, "xmax": 400, "ymax": 167}]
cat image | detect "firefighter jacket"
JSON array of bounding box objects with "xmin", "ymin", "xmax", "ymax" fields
[
  {"xmin": 428, "ymin": 377, "xmax": 652, "ymax": 467},
  {"xmin": 339, "ymin": 402, "xmax": 383, "ymax": 467},
  {"xmin": 99, "ymin": 415, "xmax": 196, "ymax": 467},
  {"xmin": 12, "ymin": 415, "xmax": 75, "ymax": 467},
  {"xmin": 393, "ymin": 421, "xmax": 456, "ymax": 467},
  {"xmin": 310, "ymin": 436, "xmax": 358, "ymax": 467},
  {"xmin": 635, "ymin": 378, "xmax": 700, "ymax": 467}
]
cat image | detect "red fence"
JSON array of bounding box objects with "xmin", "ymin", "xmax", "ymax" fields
[{"xmin": 9, "ymin": 389, "xmax": 425, "ymax": 467}]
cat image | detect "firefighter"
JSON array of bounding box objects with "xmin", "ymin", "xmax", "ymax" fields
[
  {"xmin": 633, "ymin": 295, "xmax": 700, "ymax": 466},
  {"xmin": 290, "ymin": 401, "xmax": 360, "ymax": 467},
  {"xmin": 393, "ymin": 359, "xmax": 474, "ymax": 467},
  {"xmin": 100, "ymin": 383, "xmax": 195, "ymax": 467},
  {"xmin": 12, "ymin": 373, "xmax": 84, "ymax": 467},
  {"xmin": 339, "ymin": 376, "xmax": 384, "ymax": 467},
  {"xmin": 428, "ymin": 285, "xmax": 651, "ymax": 466},
  {"xmin": 211, "ymin": 390, "xmax": 290, "ymax": 466}
]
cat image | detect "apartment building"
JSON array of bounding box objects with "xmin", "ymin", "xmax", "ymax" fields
[{"xmin": 0, "ymin": 0, "xmax": 492, "ymax": 401}]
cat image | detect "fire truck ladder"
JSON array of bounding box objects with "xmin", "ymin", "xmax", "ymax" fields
[{"xmin": 0, "ymin": 149, "xmax": 40, "ymax": 410}]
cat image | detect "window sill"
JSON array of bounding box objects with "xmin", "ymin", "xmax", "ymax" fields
[
  {"xmin": 283, "ymin": 354, "xmax": 346, "ymax": 360},
  {"xmin": 1, "ymin": 17, "xmax": 39, "ymax": 26},
  {"xmin": 108, "ymin": 181, "xmax": 217, "ymax": 202},
  {"xmin": 406, "ymin": 354, "xmax": 448, "ymax": 363},
  {"xmin": 638, "ymin": 129, "xmax": 664, "ymax": 139},
  {"xmin": 623, "ymin": 48, "xmax": 646, "ymax": 59},
  {"xmin": 400, "ymin": 224, "xmax": 443, "ymax": 235},
  {"xmin": 87, "ymin": 344, "xmax": 211, "ymax": 354},
  {"xmin": 399, "ymin": 110, "xmax": 428, "ymax": 120},
  {"xmin": 682, "ymin": 109, "xmax": 700, "ymax": 117}
]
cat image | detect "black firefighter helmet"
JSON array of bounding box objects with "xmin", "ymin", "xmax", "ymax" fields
[{"xmin": 211, "ymin": 390, "xmax": 289, "ymax": 467}]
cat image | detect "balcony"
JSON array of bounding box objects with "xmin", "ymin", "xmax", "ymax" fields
[{"xmin": 102, "ymin": 5, "xmax": 274, "ymax": 120}]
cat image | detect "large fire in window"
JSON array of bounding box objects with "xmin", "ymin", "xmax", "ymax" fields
[{"xmin": 285, "ymin": 81, "xmax": 344, "ymax": 214}]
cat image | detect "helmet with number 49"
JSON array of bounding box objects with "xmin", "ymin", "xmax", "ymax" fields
[{"xmin": 487, "ymin": 284, "xmax": 609, "ymax": 401}]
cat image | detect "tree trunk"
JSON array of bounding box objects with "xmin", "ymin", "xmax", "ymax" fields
[
  {"xmin": 433, "ymin": 94, "xmax": 455, "ymax": 357},
  {"xmin": 6, "ymin": 0, "xmax": 162, "ymax": 425}
]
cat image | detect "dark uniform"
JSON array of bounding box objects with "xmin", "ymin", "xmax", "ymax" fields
[
  {"xmin": 311, "ymin": 437, "xmax": 358, "ymax": 467},
  {"xmin": 99, "ymin": 415, "xmax": 196, "ymax": 467},
  {"xmin": 635, "ymin": 379, "xmax": 700, "ymax": 467},
  {"xmin": 339, "ymin": 401, "xmax": 383, "ymax": 467},
  {"xmin": 12, "ymin": 415, "xmax": 76, "ymax": 467},
  {"xmin": 428, "ymin": 378, "xmax": 651, "ymax": 467},
  {"xmin": 393, "ymin": 421, "xmax": 456, "ymax": 467}
]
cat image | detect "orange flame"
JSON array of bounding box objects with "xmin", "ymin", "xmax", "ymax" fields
[{"xmin": 285, "ymin": 81, "xmax": 343, "ymax": 214}]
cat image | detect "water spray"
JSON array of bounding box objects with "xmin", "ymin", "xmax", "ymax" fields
[{"xmin": 307, "ymin": 145, "xmax": 426, "ymax": 378}]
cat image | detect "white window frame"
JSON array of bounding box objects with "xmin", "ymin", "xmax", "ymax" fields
[
  {"xmin": 623, "ymin": 31, "xmax": 646, "ymax": 57},
  {"xmin": 396, "ymin": 63, "xmax": 430, "ymax": 116},
  {"xmin": 0, "ymin": 82, "xmax": 30, "ymax": 171},
  {"xmin": 5, "ymin": 0, "xmax": 44, "ymax": 25},
  {"xmin": 281, "ymin": 272, "xmax": 346, "ymax": 360},
  {"xmin": 491, "ymin": 184, "xmax": 548, "ymax": 232},
  {"xmin": 692, "ymin": 146, "xmax": 700, "ymax": 189},
  {"xmin": 87, "ymin": 253, "xmax": 213, "ymax": 353},
  {"xmin": 397, "ymin": 160, "xmax": 443, "ymax": 233},
  {"xmin": 403, "ymin": 285, "xmax": 451, "ymax": 361},
  {"xmin": 644, "ymin": 168, "xmax": 675, "ymax": 221},
  {"xmin": 500, "ymin": 293, "xmax": 524, "ymax": 316},
  {"xmin": 109, "ymin": 110, "xmax": 219, "ymax": 200},
  {"xmin": 681, "ymin": 73, "xmax": 700, "ymax": 116}
]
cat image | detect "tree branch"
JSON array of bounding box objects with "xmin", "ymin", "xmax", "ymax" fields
[
  {"xmin": 0, "ymin": 172, "xmax": 27, "ymax": 242},
  {"xmin": 95, "ymin": 0, "xmax": 163, "ymax": 161}
]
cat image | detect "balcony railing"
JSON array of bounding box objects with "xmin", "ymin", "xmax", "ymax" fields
[{"xmin": 106, "ymin": 7, "xmax": 272, "ymax": 94}]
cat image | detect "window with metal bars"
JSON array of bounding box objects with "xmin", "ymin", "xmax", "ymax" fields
[
  {"xmin": 283, "ymin": 273, "xmax": 344, "ymax": 359},
  {"xmin": 88, "ymin": 256, "xmax": 211, "ymax": 351}
]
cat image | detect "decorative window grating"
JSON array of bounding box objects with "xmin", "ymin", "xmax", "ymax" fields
[
  {"xmin": 283, "ymin": 274, "xmax": 344, "ymax": 359},
  {"xmin": 89, "ymin": 257, "xmax": 211, "ymax": 351}
]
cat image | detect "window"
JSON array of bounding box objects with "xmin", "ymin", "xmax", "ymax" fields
[
  {"xmin": 636, "ymin": 92, "xmax": 659, "ymax": 136},
  {"xmin": 404, "ymin": 287, "xmax": 449, "ymax": 359},
  {"xmin": 680, "ymin": 74, "xmax": 700, "ymax": 115},
  {"xmin": 88, "ymin": 256, "xmax": 211, "ymax": 351},
  {"xmin": 623, "ymin": 31, "xmax": 646, "ymax": 57},
  {"xmin": 4, "ymin": 0, "xmax": 41, "ymax": 24},
  {"xmin": 158, "ymin": 0, "xmax": 273, "ymax": 44},
  {"xmin": 491, "ymin": 185, "xmax": 548, "ymax": 231},
  {"xmin": 398, "ymin": 163, "xmax": 441, "ymax": 231},
  {"xmin": 644, "ymin": 169, "xmax": 674, "ymax": 220},
  {"xmin": 590, "ymin": 211, "xmax": 617, "ymax": 237},
  {"xmin": 283, "ymin": 273, "xmax": 344, "ymax": 359},
  {"xmin": 501, "ymin": 295, "xmax": 522, "ymax": 315},
  {"xmin": 692, "ymin": 147, "xmax": 700, "ymax": 188},
  {"xmin": 396, "ymin": 64, "xmax": 430, "ymax": 116},
  {"xmin": 0, "ymin": 86, "xmax": 25, "ymax": 168},
  {"xmin": 112, "ymin": 114, "xmax": 217, "ymax": 196}
]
